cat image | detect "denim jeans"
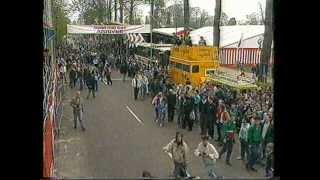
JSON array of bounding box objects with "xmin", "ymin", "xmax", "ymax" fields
[
  {"xmin": 177, "ymin": 109, "xmax": 184, "ymax": 127},
  {"xmin": 248, "ymin": 144, "xmax": 260, "ymax": 168},
  {"xmin": 159, "ymin": 110, "xmax": 166, "ymax": 126},
  {"xmin": 73, "ymin": 110, "xmax": 85, "ymax": 129},
  {"xmin": 219, "ymin": 140, "xmax": 234, "ymax": 162},
  {"xmin": 173, "ymin": 162, "xmax": 187, "ymax": 178},
  {"xmin": 202, "ymin": 157, "xmax": 217, "ymax": 178},
  {"xmin": 240, "ymin": 139, "xmax": 249, "ymax": 161}
]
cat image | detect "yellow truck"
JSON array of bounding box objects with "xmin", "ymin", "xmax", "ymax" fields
[{"xmin": 168, "ymin": 46, "xmax": 220, "ymax": 87}]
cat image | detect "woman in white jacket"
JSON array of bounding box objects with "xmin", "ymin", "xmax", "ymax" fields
[{"xmin": 194, "ymin": 135, "xmax": 220, "ymax": 178}]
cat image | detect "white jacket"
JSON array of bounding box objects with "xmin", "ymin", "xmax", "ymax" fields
[
  {"xmin": 194, "ymin": 142, "xmax": 219, "ymax": 160},
  {"xmin": 131, "ymin": 78, "xmax": 141, "ymax": 88}
]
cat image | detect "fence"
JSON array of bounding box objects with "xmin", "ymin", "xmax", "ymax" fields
[{"xmin": 219, "ymin": 48, "xmax": 274, "ymax": 65}]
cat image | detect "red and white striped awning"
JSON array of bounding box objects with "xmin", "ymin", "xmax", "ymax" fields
[{"xmin": 219, "ymin": 48, "xmax": 274, "ymax": 65}]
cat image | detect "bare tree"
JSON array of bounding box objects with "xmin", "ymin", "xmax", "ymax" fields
[
  {"xmin": 213, "ymin": 0, "xmax": 221, "ymax": 47},
  {"xmin": 128, "ymin": 0, "xmax": 134, "ymax": 24},
  {"xmin": 220, "ymin": 12, "xmax": 228, "ymax": 26},
  {"xmin": 114, "ymin": 0, "xmax": 118, "ymax": 21},
  {"xmin": 193, "ymin": 7, "xmax": 201, "ymax": 28},
  {"xmin": 119, "ymin": 0, "xmax": 124, "ymax": 23},
  {"xmin": 258, "ymin": 0, "xmax": 273, "ymax": 82},
  {"xmin": 183, "ymin": 0, "xmax": 190, "ymax": 31},
  {"xmin": 108, "ymin": 0, "xmax": 112, "ymax": 22},
  {"xmin": 258, "ymin": 2, "xmax": 265, "ymax": 24},
  {"xmin": 199, "ymin": 10, "xmax": 209, "ymax": 26},
  {"xmin": 166, "ymin": 9, "xmax": 171, "ymax": 25}
]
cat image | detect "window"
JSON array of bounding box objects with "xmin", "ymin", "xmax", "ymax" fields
[
  {"xmin": 176, "ymin": 63, "xmax": 182, "ymax": 70},
  {"xmin": 192, "ymin": 65, "xmax": 199, "ymax": 73},
  {"xmin": 182, "ymin": 64, "xmax": 190, "ymax": 72},
  {"xmin": 170, "ymin": 61, "xmax": 175, "ymax": 67}
]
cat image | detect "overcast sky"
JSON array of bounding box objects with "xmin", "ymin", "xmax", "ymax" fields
[{"xmin": 68, "ymin": 0, "xmax": 266, "ymax": 23}]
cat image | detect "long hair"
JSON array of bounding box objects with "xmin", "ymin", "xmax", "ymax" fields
[{"xmin": 175, "ymin": 132, "xmax": 183, "ymax": 146}]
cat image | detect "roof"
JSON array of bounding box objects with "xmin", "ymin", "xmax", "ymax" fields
[
  {"xmin": 152, "ymin": 27, "xmax": 185, "ymax": 36},
  {"xmin": 189, "ymin": 25, "xmax": 265, "ymax": 48},
  {"xmin": 137, "ymin": 43, "xmax": 173, "ymax": 51}
]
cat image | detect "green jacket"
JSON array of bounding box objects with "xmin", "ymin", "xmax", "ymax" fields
[
  {"xmin": 223, "ymin": 120, "xmax": 236, "ymax": 141},
  {"xmin": 248, "ymin": 124, "xmax": 263, "ymax": 145},
  {"xmin": 264, "ymin": 125, "xmax": 274, "ymax": 144}
]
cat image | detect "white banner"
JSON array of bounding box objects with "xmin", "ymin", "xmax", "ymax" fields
[{"xmin": 67, "ymin": 24, "xmax": 150, "ymax": 34}]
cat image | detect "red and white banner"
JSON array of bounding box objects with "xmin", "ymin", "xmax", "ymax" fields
[
  {"xmin": 220, "ymin": 48, "xmax": 274, "ymax": 65},
  {"xmin": 127, "ymin": 33, "xmax": 144, "ymax": 47},
  {"xmin": 67, "ymin": 24, "xmax": 150, "ymax": 34}
]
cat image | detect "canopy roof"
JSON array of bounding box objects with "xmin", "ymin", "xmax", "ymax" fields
[{"xmin": 190, "ymin": 25, "xmax": 265, "ymax": 47}]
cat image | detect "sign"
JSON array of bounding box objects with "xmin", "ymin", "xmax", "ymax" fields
[{"xmin": 67, "ymin": 24, "xmax": 150, "ymax": 34}]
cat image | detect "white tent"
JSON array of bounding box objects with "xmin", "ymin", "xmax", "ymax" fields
[
  {"xmin": 152, "ymin": 27, "xmax": 185, "ymax": 36},
  {"xmin": 190, "ymin": 25, "xmax": 267, "ymax": 48}
]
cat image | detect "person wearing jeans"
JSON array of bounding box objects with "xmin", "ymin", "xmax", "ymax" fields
[
  {"xmin": 194, "ymin": 135, "xmax": 219, "ymax": 178},
  {"xmin": 246, "ymin": 117, "xmax": 263, "ymax": 172},
  {"xmin": 237, "ymin": 120, "xmax": 250, "ymax": 161},
  {"xmin": 163, "ymin": 132, "xmax": 189, "ymax": 178},
  {"xmin": 70, "ymin": 91, "xmax": 85, "ymax": 131},
  {"xmin": 218, "ymin": 113, "xmax": 236, "ymax": 166},
  {"xmin": 132, "ymin": 75, "xmax": 140, "ymax": 100}
]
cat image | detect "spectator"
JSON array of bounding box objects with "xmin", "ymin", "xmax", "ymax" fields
[
  {"xmin": 132, "ymin": 75, "xmax": 140, "ymax": 100},
  {"xmin": 199, "ymin": 36, "xmax": 207, "ymax": 46},
  {"xmin": 86, "ymin": 72, "xmax": 96, "ymax": 99},
  {"xmin": 237, "ymin": 119, "xmax": 250, "ymax": 161},
  {"xmin": 218, "ymin": 108, "xmax": 235, "ymax": 166},
  {"xmin": 163, "ymin": 132, "xmax": 189, "ymax": 178},
  {"xmin": 246, "ymin": 117, "xmax": 263, "ymax": 172},
  {"xmin": 194, "ymin": 135, "xmax": 220, "ymax": 178},
  {"xmin": 70, "ymin": 91, "xmax": 85, "ymax": 131},
  {"xmin": 167, "ymin": 89, "xmax": 177, "ymax": 123}
]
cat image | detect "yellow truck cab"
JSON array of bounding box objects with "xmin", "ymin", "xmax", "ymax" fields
[{"xmin": 169, "ymin": 46, "xmax": 220, "ymax": 87}]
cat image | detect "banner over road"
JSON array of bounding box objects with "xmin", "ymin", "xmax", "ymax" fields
[{"xmin": 67, "ymin": 24, "xmax": 150, "ymax": 34}]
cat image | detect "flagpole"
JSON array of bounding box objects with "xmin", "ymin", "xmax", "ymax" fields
[{"xmin": 237, "ymin": 33, "xmax": 243, "ymax": 74}]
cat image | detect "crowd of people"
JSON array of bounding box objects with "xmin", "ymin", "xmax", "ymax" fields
[
  {"xmin": 56, "ymin": 35, "xmax": 130, "ymax": 131},
  {"xmin": 121, "ymin": 55, "xmax": 274, "ymax": 177},
  {"xmin": 57, "ymin": 35, "xmax": 274, "ymax": 178}
]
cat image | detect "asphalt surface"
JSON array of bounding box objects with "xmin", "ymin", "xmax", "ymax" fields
[{"xmin": 54, "ymin": 70, "xmax": 265, "ymax": 179}]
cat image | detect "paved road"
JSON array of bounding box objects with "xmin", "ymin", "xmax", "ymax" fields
[{"xmin": 55, "ymin": 70, "xmax": 265, "ymax": 179}]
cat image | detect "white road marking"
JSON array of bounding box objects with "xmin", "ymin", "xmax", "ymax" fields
[{"xmin": 125, "ymin": 105, "xmax": 144, "ymax": 125}]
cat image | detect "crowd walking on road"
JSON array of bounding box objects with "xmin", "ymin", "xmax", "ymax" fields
[{"xmin": 57, "ymin": 35, "xmax": 274, "ymax": 178}]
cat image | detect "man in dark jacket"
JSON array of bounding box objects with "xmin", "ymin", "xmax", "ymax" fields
[
  {"xmin": 120, "ymin": 62, "xmax": 128, "ymax": 82},
  {"xmin": 69, "ymin": 67, "xmax": 77, "ymax": 89},
  {"xmin": 183, "ymin": 93, "xmax": 194, "ymax": 131},
  {"xmin": 207, "ymin": 97, "xmax": 217, "ymax": 139},
  {"xmin": 199, "ymin": 94, "xmax": 208, "ymax": 135},
  {"xmin": 166, "ymin": 89, "xmax": 177, "ymax": 122},
  {"xmin": 86, "ymin": 72, "xmax": 96, "ymax": 99}
]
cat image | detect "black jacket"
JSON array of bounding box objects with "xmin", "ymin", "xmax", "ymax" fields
[
  {"xmin": 207, "ymin": 102, "xmax": 217, "ymax": 121},
  {"xmin": 167, "ymin": 93, "xmax": 177, "ymax": 108},
  {"xmin": 86, "ymin": 75, "xmax": 95, "ymax": 89},
  {"xmin": 69, "ymin": 69, "xmax": 77, "ymax": 80},
  {"xmin": 183, "ymin": 97, "xmax": 194, "ymax": 113}
]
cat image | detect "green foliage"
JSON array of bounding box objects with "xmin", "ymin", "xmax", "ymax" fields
[{"xmin": 52, "ymin": 0, "xmax": 70, "ymax": 44}]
